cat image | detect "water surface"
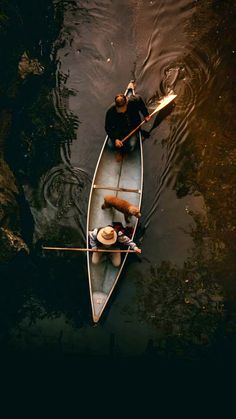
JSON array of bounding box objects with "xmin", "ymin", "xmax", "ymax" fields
[{"xmin": 2, "ymin": 0, "xmax": 236, "ymax": 363}]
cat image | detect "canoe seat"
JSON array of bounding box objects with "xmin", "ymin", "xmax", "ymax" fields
[{"xmin": 93, "ymin": 185, "xmax": 141, "ymax": 194}]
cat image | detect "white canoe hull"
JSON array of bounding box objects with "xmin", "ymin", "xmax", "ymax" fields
[{"xmin": 86, "ymin": 93, "xmax": 143, "ymax": 322}]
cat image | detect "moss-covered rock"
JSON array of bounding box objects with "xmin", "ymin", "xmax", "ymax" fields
[
  {"xmin": 18, "ymin": 51, "xmax": 44, "ymax": 79},
  {"xmin": 0, "ymin": 157, "xmax": 29, "ymax": 260},
  {"xmin": 0, "ymin": 0, "xmax": 65, "ymax": 262},
  {"xmin": 0, "ymin": 227, "xmax": 28, "ymax": 262}
]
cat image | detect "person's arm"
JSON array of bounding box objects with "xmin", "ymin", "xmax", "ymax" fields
[
  {"xmin": 105, "ymin": 108, "xmax": 117, "ymax": 142},
  {"xmin": 105, "ymin": 109, "xmax": 123, "ymax": 148},
  {"xmin": 135, "ymin": 94, "xmax": 150, "ymax": 118},
  {"xmin": 89, "ymin": 228, "xmax": 99, "ymax": 248},
  {"xmin": 117, "ymin": 231, "xmax": 141, "ymax": 253}
]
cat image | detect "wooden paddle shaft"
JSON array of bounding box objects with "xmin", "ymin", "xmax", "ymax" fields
[
  {"xmin": 121, "ymin": 107, "xmax": 160, "ymax": 143},
  {"xmin": 121, "ymin": 105, "xmax": 165, "ymax": 143},
  {"xmin": 121, "ymin": 94, "xmax": 177, "ymax": 144},
  {"xmin": 121, "ymin": 119, "xmax": 146, "ymax": 144},
  {"xmin": 42, "ymin": 246, "xmax": 136, "ymax": 253}
]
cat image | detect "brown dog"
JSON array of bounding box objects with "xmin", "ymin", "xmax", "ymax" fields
[{"xmin": 101, "ymin": 195, "xmax": 141, "ymax": 223}]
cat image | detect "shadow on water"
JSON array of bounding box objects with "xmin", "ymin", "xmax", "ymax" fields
[
  {"xmin": 145, "ymin": 101, "xmax": 176, "ymax": 138},
  {"xmin": 0, "ymin": 254, "xmax": 91, "ymax": 356}
]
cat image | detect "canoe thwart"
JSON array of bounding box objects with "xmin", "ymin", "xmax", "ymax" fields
[{"xmin": 93, "ymin": 184, "xmax": 141, "ymax": 194}]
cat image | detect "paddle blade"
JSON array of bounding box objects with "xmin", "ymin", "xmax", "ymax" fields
[{"xmin": 150, "ymin": 94, "xmax": 177, "ymax": 117}]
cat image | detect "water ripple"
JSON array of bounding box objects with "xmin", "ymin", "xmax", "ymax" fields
[
  {"xmin": 140, "ymin": 50, "xmax": 221, "ymax": 232},
  {"xmin": 34, "ymin": 164, "xmax": 90, "ymax": 243}
]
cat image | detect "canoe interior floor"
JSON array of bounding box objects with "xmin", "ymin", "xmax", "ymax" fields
[
  {"xmin": 89, "ymin": 145, "xmax": 141, "ymax": 230},
  {"xmin": 88, "ymin": 140, "xmax": 142, "ymax": 319}
]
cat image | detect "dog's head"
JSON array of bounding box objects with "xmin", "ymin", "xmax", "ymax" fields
[{"xmin": 130, "ymin": 206, "xmax": 141, "ymax": 218}]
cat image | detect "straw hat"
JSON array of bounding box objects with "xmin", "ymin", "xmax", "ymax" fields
[{"xmin": 97, "ymin": 226, "xmax": 117, "ymax": 245}]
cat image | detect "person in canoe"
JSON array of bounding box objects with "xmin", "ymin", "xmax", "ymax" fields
[
  {"xmin": 89, "ymin": 225, "xmax": 141, "ymax": 267},
  {"xmin": 105, "ymin": 88, "xmax": 151, "ymax": 156}
]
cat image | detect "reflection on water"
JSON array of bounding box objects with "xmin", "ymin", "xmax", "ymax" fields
[
  {"xmin": 1, "ymin": 0, "xmax": 236, "ymax": 363},
  {"xmin": 26, "ymin": 164, "xmax": 90, "ymax": 245},
  {"xmin": 137, "ymin": 208, "xmax": 226, "ymax": 359}
]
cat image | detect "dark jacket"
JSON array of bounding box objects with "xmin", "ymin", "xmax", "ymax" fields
[{"xmin": 105, "ymin": 94, "xmax": 149, "ymax": 143}]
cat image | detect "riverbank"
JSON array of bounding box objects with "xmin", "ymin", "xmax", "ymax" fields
[{"xmin": 0, "ymin": 0, "xmax": 66, "ymax": 261}]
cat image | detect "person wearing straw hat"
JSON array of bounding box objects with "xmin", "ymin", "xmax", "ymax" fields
[
  {"xmin": 89, "ymin": 225, "xmax": 141, "ymax": 267},
  {"xmin": 105, "ymin": 92, "xmax": 150, "ymax": 156}
]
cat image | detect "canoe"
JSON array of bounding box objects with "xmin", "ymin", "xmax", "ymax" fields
[
  {"xmin": 86, "ymin": 81, "xmax": 143, "ymax": 323},
  {"xmin": 41, "ymin": 86, "xmax": 176, "ymax": 323}
]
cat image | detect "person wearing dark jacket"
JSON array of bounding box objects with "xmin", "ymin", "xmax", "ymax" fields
[{"xmin": 105, "ymin": 92, "xmax": 150, "ymax": 153}]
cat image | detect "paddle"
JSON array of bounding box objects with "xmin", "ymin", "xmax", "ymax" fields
[
  {"xmin": 42, "ymin": 246, "xmax": 137, "ymax": 253},
  {"xmin": 121, "ymin": 93, "xmax": 177, "ymax": 144}
]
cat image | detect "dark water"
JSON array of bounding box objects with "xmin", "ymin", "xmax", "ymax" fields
[{"xmin": 1, "ymin": 0, "xmax": 236, "ymax": 365}]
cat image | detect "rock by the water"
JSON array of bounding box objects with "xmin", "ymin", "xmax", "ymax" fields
[
  {"xmin": 18, "ymin": 51, "xmax": 44, "ymax": 79},
  {"xmin": 0, "ymin": 227, "xmax": 29, "ymax": 262},
  {"xmin": 0, "ymin": 158, "xmax": 29, "ymax": 262}
]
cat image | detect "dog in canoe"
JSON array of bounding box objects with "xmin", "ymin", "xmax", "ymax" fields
[{"xmin": 101, "ymin": 195, "xmax": 141, "ymax": 223}]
